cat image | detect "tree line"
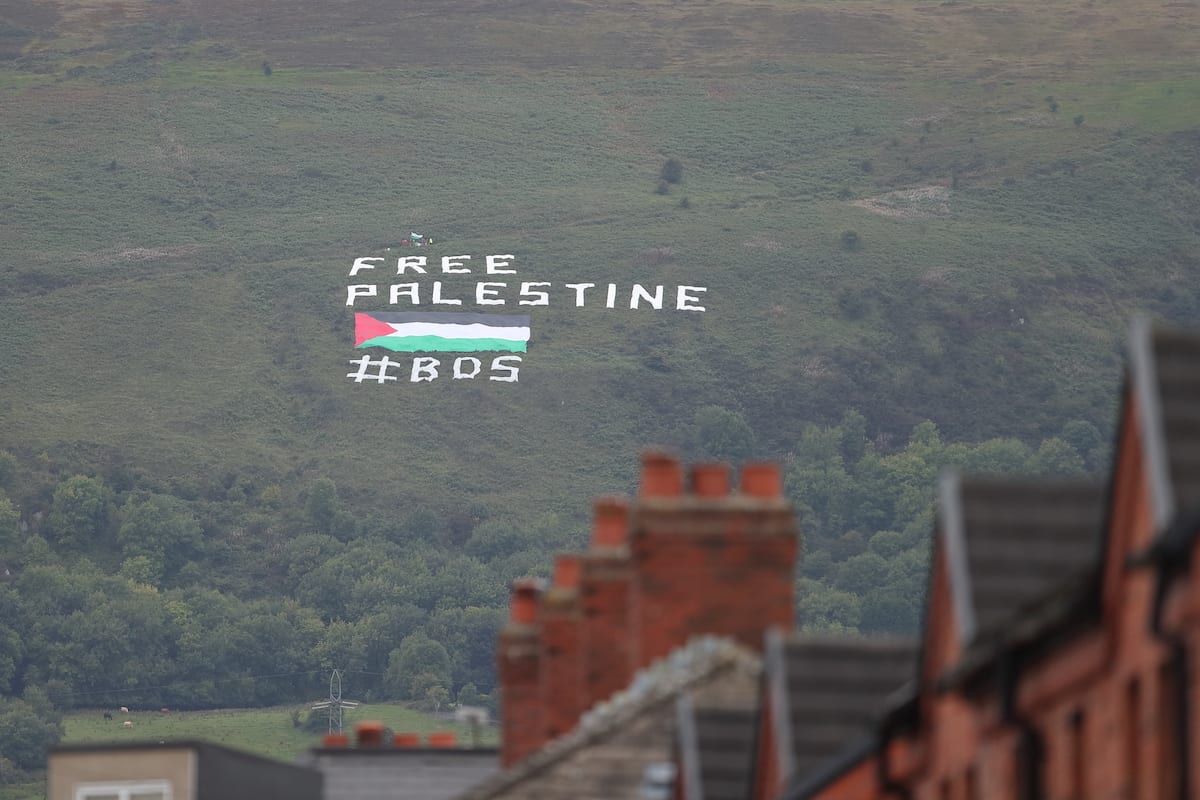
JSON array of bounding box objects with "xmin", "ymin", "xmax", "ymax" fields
[{"xmin": 0, "ymin": 412, "xmax": 1103, "ymax": 773}]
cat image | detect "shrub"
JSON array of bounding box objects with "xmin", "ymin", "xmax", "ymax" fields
[
  {"xmin": 262, "ymin": 61, "xmax": 272, "ymax": 77},
  {"xmin": 841, "ymin": 230, "xmax": 861, "ymax": 251},
  {"xmin": 654, "ymin": 180, "xmax": 670, "ymax": 195},
  {"xmin": 659, "ymin": 158, "xmax": 683, "ymax": 184}
]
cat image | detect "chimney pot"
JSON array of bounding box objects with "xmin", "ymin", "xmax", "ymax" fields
[
  {"xmin": 592, "ymin": 496, "xmax": 629, "ymax": 547},
  {"xmin": 428, "ymin": 731, "xmax": 458, "ymax": 748},
  {"xmin": 509, "ymin": 577, "xmax": 543, "ymax": 624},
  {"xmin": 322, "ymin": 733, "xmax": 350, "ymax": 748},
  {"xmin": 393, "ymin": 732, "xmax": 421, "ymax": 748},
  {"xmin": 355, "ymin": 721, "xmax": 386, "ymax": 748},
  {"xmin": 554, "ymin": 555, "xmax": 581, "ymax": 589},
  {"xmin": 740, "ymin": 462, "xmax": 782, "ymax": 498},
  {"xmin": 640, "ymin": 450, "xmax": 683, "ymax": 498},
  {"xmin": 691, "ymin": 463, "xmax": 731, "ymax": 497}
]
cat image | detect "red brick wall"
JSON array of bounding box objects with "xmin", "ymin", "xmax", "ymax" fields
[
  {"xmin": 540, "ymin": 555, "xmax": 584, "ymax": 741},
  {"xmin": 498, "ymin": 578, "xmax": 543, "ymax": 767},
  {"xmin": 579, "ymin": 546, "xmax": 633, "ymax": 710}
]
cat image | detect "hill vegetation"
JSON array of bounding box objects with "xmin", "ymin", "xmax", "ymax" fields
[{"xmin": 0, "ymin": 0, "xmax": 1198, "ymax": 788}]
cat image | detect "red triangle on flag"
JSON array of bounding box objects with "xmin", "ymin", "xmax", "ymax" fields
[{"xmin": 354, "ymin": 313, "xmax": 396, "ymax": 346}]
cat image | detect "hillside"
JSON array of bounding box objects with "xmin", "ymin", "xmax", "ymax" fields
[
  {"xmin": 0, "ymin": 0, "xmax": 1198, "ymax": 761},
  {"xmin": 1, "ymin": 0, "xmax": 1197, "ymax": 521}
]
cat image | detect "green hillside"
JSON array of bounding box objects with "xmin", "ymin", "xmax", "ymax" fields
[
  {"xmin": 0, "ymin": 0, "xmax": 1198, "ymax": 780},
  {"xmin": 2, "ymin": 0, "xmax": 1197, "ymax": 515}
]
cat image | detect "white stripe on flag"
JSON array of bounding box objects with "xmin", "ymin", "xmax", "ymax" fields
[{"xmin": 385, "ymin": 322, "xmax": 530, "ymax": 341}]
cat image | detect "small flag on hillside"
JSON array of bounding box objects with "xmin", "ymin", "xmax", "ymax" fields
[{"xmin": 355, "ymin": 312, "xmax": 530, "ymax": 353}]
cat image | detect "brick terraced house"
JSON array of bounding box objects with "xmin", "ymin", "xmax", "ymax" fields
[{"xmin": 472, "ymin": 318, "xmax": 1200, "ymax": 800}]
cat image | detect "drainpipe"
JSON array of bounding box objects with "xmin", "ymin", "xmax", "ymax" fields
[
  {"xmin": 1149, "ymin": 547, "xmax": 1192, "ymax": 800},
  {"xmin": 999, "ymin": 651, "xmax": 1044, "ymax": 800},
  {"xmin": 1164, "ymin": 637, "xmax": 1190, "ymax": 800}
]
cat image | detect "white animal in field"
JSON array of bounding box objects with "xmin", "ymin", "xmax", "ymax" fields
[
  {"xmin": 120, "ymin": 706, "xmax": 129, "ymax": 713},
  {"xmin": 124, "ymin": 720, "xmax": 134, "ymax": 729}
]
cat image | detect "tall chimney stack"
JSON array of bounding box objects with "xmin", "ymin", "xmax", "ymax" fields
[
  {"xmin": 498, "ymin": 577, "xmax": 544, "ymax": 767},
  {"xmin": 630, "ymin": 454, "xmax": 798, "ymax": 666},
  {"xmin": 540, "ymin": 555, "xmax": 584, "ymax": 742},
  {"xmin": 579, "ymin": 496, "xmax": 634, "ymax": 711}
]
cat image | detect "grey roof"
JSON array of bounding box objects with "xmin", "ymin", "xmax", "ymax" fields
[
  {"xmin": 1131, "ymin": 319, "xmax": 1200, "ymax": 531},
  {"xmin": 676, "ymin": 698, "xmax": 758, "ymax": 800},
  {"xmin": 457, "ymin": 637, "xmax": 761, "ymax": 800},
  {"xmin": 767, "ymin": 633, "xmax": 916, "ymax": 784},
  {"xmin": 940, "ymin": 475, "xmax": 1106, "ymax": 646},
  {"xmin": 303, "ymin": 749, "xmax": 498, "ymax": 800}
]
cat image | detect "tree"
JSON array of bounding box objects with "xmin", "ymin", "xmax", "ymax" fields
[
  {"xmin": 694, "ymin": 405, "xmax": 756, "ymax": 462},
  {"xmin": 117, "ymin": 494, "xmax": 203, "ymax": 578},
  {"xmin": 0, "ymin": 688, "xmax": 64, "ymax": 771},
  {"xmin": 660, "ymin": 158, "xmax": 683, "ymax": 184},
  {"xmin": 45, "ymin": 475, "xmax": 111, "ymax": 549},
  {"xmin": 306, "ymin": 478, "xmax": 340, "ymax": 536},
  {"xmin": 839, "ymin": 409, "xmax": 869, "ymax": 463},
  {"xmin": 424, "ymin": 684, "xmax": 450, "ymax": 713},
  {"xmin": 1025, "ymin": 437, "xmax": 1086, "ymax": 477},
  {"xmin": 0, "ymin": 494, "xmax": 19, "ymax": 555},
  {"xmin": 795, "ymin": 578, "xmax": 861, "ymax": 633},
  {"xmin": 385, "ymin": 632, "xmax": 452, "ymax": 700},
  {"xmin": 1060, "ymin": 420, "xmax": 1105, "ymax": 471},
  {"xmin": 456, "ymin": 682, "xmax": 482, "ymax": 708}
]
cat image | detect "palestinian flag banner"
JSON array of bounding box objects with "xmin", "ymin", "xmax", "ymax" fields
[{"xmin": 354, "ymin": 312, "xmax": 530, "ymax": 353}]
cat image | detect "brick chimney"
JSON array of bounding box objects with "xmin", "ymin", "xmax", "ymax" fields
[
  {"xmin": 494, "ymin": 452, "xmax": 798, "ymax": 768},
  {"xmin": 540, "ymin": 554, "xmax": 584, "ymax": 741},
  {"xmin": 497, "ymin": 577, "xmax": 544, "ymax": 767},
  {"xmin": 578, "ymin": 496, "xmax": 634, "ymax": 711},
  {"xmin": 629, "ymin": 454, "xmax": 798, "ymax": 666}
]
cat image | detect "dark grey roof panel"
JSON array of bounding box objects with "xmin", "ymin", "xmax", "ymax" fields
[
  {"xmin": 780, "ymin": 637, "xmax": 916, "ymax": 779},
  {"xmin": 957, "ymin": 479, "xmax": 1104, "ymax": 640},
  {"xmin": 694, "ymin": 708, "xmax": 757, "ymax": 800},
  {"xmin": 1153, "ymin": 326, "xmax": 1200, "ymax": 518}
]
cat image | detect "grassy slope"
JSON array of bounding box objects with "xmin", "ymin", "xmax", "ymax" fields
[
  {"xmin": 0, "ymin": 0, "xmax": 1197, "ymax": 528},
  {"xmin": 61, "ymin": 703, "xmax": 497, "ymax": 761}
]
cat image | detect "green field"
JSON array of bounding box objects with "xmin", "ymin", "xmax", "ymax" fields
[{"xmin": 61, "ymin": 703, "xmax": 496, "ymax": 760}]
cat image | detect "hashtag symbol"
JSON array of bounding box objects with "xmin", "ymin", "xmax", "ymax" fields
[{"xmin": 347, "ymin": 355, "xmax": 400, "ymax": 383}]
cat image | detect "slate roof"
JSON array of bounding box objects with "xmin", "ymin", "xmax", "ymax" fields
[
  {"xmin": 1131, "ymin": 318, "xmax": 1200, "ymax": 531},
  {"xmin": 676, "ymin": 699, "xmax": 758, "ymax": 800},
  {"xmin": 302, "ymin": 748, "xmax": 498, "ymax": 800},
  {"xmin": 765, "ymin": 633, "xmax": 916, "ymax": 791},
  {"xmin": 456, "ymin": 637, "xmax": 761, "ymax": 800},
  {"xmin": 939, "ymin": 475, "xmax": 1106, "ymax": 647}
]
